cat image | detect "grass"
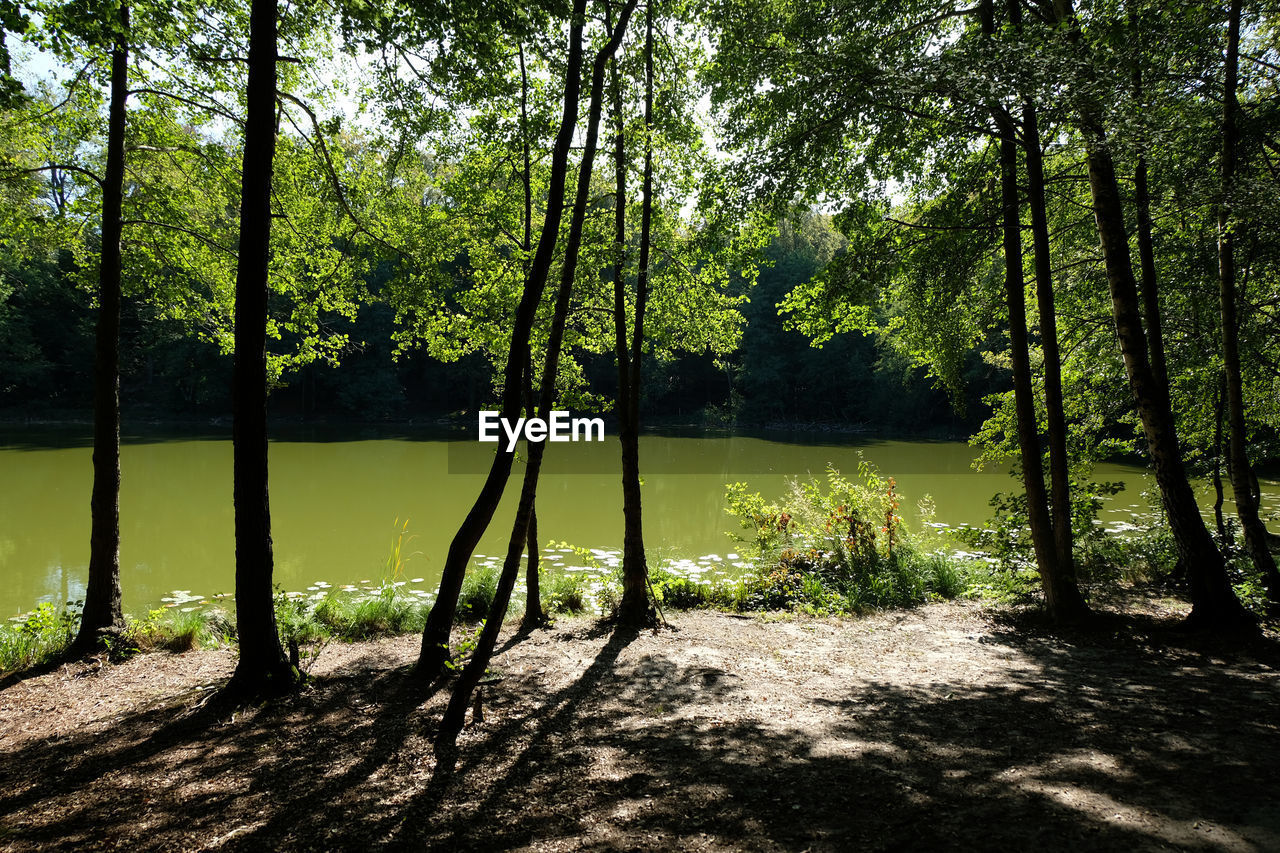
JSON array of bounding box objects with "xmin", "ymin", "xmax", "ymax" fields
[
  {"xmin": 0, "ymin": 602, "xmax": 77, "ymax": 675},
  {"xmin": 542, "ymin": 571, "xmax": 588, "ymax": 615},
  {"xmin": 455, "ymin": 563, "xmax": 498, "ymax": 623},
  {"xmin": 2, "ymin": 558, "xmax": 608, "ymax": 679},
  {"xmin": 635, "ymin": 548, "xmax": 978, "ymax": 618},
  {"xmin": 124, "ymin": 606, "xmax": 229, "ymax": 653}
]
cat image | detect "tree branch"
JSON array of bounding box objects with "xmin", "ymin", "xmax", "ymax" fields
[{"xmin": 1, "ymin": 162, "xmax": 103, "ymax": 187}]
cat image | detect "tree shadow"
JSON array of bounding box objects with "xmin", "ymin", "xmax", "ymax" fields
[{"xmin": 1, "ymin": 614, "xmax": 1277, "ymax": 851}]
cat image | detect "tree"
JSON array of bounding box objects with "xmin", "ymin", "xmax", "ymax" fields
[
  {"xmin": 434, "ymin": 0, "xmax": 638, "ymax": 759},
  {"xmin": 0, "ymin": 1, "xmax": 26, "ymax": 107},
  {"xmin": 1051, "ymin": 0, "xmax": 1252, "ymax": 629},
  {"xmin": 415, "ymin": 0, "xmax": 594, "ymax": 680},
  {"xmin": 1216, "ymin": 0, "xmax": 1280, "ymax": 599},
  {"xmin": 18, "ymin": 0, "xmax": 137, "ymax": 651},
  {"xmin": 712, "ymin": 0, "xmax": 1089, "ymax": 619},
  {"xmin": 228, "ymin": 0, "xmax": 295, "ymax": 691},
  {"xmin": 76, "ymin": 3, "xmax": 129, "ymax": 651},
  {"xmin": 981, "ymin": 0, "xmax": 1087, "ymax": 621},
  {"xmin": 611, "ymin": 0, "xmax": 654, "ymax": 626}
]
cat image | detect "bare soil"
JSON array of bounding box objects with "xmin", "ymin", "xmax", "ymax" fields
[{"xmin": 1, "ymin": 594, "xmax": 1278, "ymax": 852}]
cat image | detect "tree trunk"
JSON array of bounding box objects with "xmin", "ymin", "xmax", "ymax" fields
[
  {"xmin": 612, "ymin": 6, "xmax": 653, "ymax": 627},
  {"xmin": 1133, "ymin": 156, "xmax": 1169, "ymax": 403},
  {"xmin": 521, "ymin": 354, "xmax": 544, "ymax": 630},
  {"xmin": 998, "ymin": 130, "xmax": 1061, "ymax": 613},
  {"xmin": 1130, "ymin": 14, "xmax": 1170, "ymax": 401},
  {"xmin": 1023, "ymin": 100, "xmax": 1089, "ymax": 620},
  {"xmin": 75, "ymin": 5, "xmax": 129, "ymax": 652},
  {"xmin": 985, "ymin": 0, "xmax": 1067, "ymax": 619},
  {"xmin": 1213, "ymin": 373, "xmax": 1228, "ymax": 543},
  {"xmin": 435, "ymin": 0, "xmax": 637, "ymax": 759},
  {"xmin": 517, "ymin": 45, "xmax": 546, "ymax": 632},
  {"xmin": 1054, "ymin": 0, "xmax": 1249, "ymax": 630},
  {"xmin": 416, "ymin": 0, "xmax": 589, "ymax": 679},
  {"xmin": 1217, "ymin": 0, "xmax": 1280, "ymax": 599},
  {"xmin": 229, "ymin": 0, "xmax": 294, "ymax": 692}
]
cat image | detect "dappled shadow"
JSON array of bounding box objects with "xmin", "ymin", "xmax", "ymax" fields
[
  {"xmin": 1, "ymin": 611, "xmax": 1278, "ymax": 851},
  {"xmin": 382, "ymin": 616, "xmax": 1280, "ymax": 851}
]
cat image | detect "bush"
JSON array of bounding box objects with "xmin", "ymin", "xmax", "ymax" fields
[
  {"xmin": 649, "ymin": 567, "xmax": 746, "ymax": 611},
  {"xmin": 455, "ymin": 563, "xmax": 498, "ymax": 623},
  {"xmin": 316, "ymin": 582, "xmax": 428, "ymax": 640},
  {"xmin": 0, "ymin": 602, "xmax": 78, "ymax": 673},
  {"xmin": 724, "ymin": 465, "xmax": 973, "ymax": 615},
  {"xmin": 543, "ymin": 572, "xmax": 588, "ymax": 616},
  {"xmin": 124, "ymin": 606, "xmax": 221, "ymax": 653},
  {"xmin": 274, "ymin": 590, "xmax": 329, "ymax": 646}
]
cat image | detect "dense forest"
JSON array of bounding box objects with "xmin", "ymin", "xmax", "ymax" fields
[
  {"xmin": 0, "ymin": 207, "xmax": 989, "ymax": 429},
  {"xmin": 1, "ymin": 0, "xmax": 1279, "ymax": 848}
]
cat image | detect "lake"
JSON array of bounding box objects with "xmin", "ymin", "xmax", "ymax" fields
[{"xmin": 1, "ymin": 426, "xmax": 1274, "ymax": 617}]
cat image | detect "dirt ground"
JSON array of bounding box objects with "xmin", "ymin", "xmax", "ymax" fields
[{"xmin": 1, "ymin": 594, "xmax": 1279, "ymax": 852}]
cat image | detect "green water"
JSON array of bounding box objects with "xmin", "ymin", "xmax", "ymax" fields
[{"xmin": 1, "ymin": 427, "xmax": 1274, "ymax": 617}]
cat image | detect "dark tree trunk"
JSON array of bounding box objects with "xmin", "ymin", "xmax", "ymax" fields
[
  {"xmin": 1086, "ymin": 145, "xmax": 1247, "ymax": 628},
  {"xmin": 1055, "ymin": 0, "xmax": 1249, "ymax": 630},
  {"xmin": 517, "ymin": 44, "xmax": 545, "ymax": 632},
  {"xmin": 435, "ymin": 0, "xmax": 637, "ymax": 759},
  {"xmin": 521, "ymin": 354, "xmax": 545, "ymax": 630},
  {"xmin": 613, "ymin": 4, "xmax": 653, "ymax": 627},
  {"xmin": 1133, "ymin": 157, "xmax": 1169, "ymax": 402},
  {"xmin": 1023, "ymin": 101, "xmax": 1089, "ymax": 620},
  {"xmin": 1217, "ymin": 0, "xmax": 1280, "ymax": 598},
  {"xmin": 998, "ymin": 129, "xmax": 1060, "ymax": 612},
  {"xmin": 75, "ymin": 6, "xmax": 129, "ymax": 652},
  {"xmin": 1213, "ymin": 374, "xmax": 1228, "ymax": 543},
  {"xmin": 985, "ymin": 0, "xmax": 1068, "ymax": 619},
  {"xmin": 416, "ymin": 0, "xmax": 589, "ymax": 679},
  {"xmin": 229, "ymin": 0, "xmax": 294, "ymax": 692},
  {"xmin": 524, "ymin": 504, "xmax": 540, "ymax": 622},
  {"xmin": 1130, "ymin": 15, "xmax": 1170, "ymax": 401}
]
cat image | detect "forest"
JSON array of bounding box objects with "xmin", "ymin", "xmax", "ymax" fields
[{"xmin": 1, "ymin": 0, "xmax": 1279, "ymax": 849}]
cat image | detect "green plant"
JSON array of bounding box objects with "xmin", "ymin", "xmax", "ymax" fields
[
  {"xmin": 725, "ymin": 465, "xmax": 972, "ymax": 614},
  {"xmin": 455, "ymin": 563, "xmax": 498, "ymax": 623},
  {"xmin": 384, "ymin": 517, "xmax": 421, "ymax": 582},
  {"xmin": 0, "ymin": 601, "xmax": 78, "ymax": 674},
  {"xmin": 543, "ymin": 571, "xmax": 587, "ymax": 616},
  {"xmin": 446, "ymin": 621, "xmax": 484, "ymax": 672},
  {"xmin": 123, "ymin": 606, "xmax": 218, "ymax": 654},
  {"xmin": 274, "ymin": 589, "xmax": 328, "ymax": 646},
  {"xmin": 594, "ymin": 574, "xmax": 623, "ymax": 616}
]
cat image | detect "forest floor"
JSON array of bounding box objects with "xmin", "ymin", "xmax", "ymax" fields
[{"xmin": 1, "ymin": 591, "xmax": 1279, "ymax": 852}]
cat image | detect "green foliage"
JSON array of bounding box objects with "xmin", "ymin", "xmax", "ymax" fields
[
  {"xmin": 274, "ymin": 589, "xmax": 330, "ymax": 647},
  {"xmin": 314, "ymin": 583, "xmax": 427, "ymax": 641},
  {"xmin": 959, "ymin": 475, "xmax": 1123, "ymax": 564},
  {"xmin": 122, "ymin": 605, "xmax": 226, "ymax": 654},
  {"xmin": 270, "ymin": 578, "xmax": 430, "ymax": 652},
  {"xmin": 648, "ymin": 566, "xmax": 747, "ymax": 611},
  {"xmin": 276, "ymin": 521, "xmax": 430, "ymax": 643},
  {"xmin": 542, "ymin": 571, "xmax": 588, "ymax": 616},
  {"xmin": 446, "ymin": 621, "xmax": 484, "ymax": 673},
  {"xmin": 0, "ymin": 601, "xmax": 77, "ymax": 673},
  {"xmin": 723, "ymin": 465, "xmax": 974, "ymax": 614},
  {"xmin": 454, "ymin": 563, "xmax": 499, "ymax": 624}
]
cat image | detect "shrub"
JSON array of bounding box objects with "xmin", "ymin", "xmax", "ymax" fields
[
  {"xmin": 124, "ymin": 606, "xmax": 221, "ymax": 653},
  {"xmin": 0, "ymin": 602, "xmax": 78, "ymax": 673},
  {"xmin": 455, "ymin": 563, "xmax": 498, "ymax": 623},
  {"xmin": 543, "ymin": 571, "xmax": 588, "ymax": 616},
  {"xmin": 273, "ymin": 591, "xmax": 329, "ymax": 646},
  {"xmin": 725, "ymin": 464, "xmax": 972, "ymax": 614}
]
